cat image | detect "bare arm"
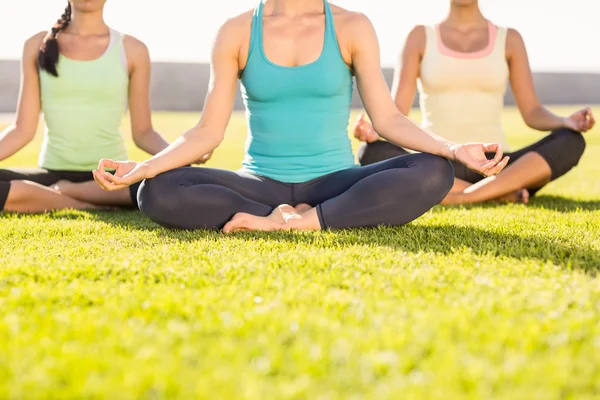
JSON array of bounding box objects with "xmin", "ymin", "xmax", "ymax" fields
[
  {"xmin": 351, "ymin": 14, "xmax": 507, "ymax": 176},
  {"xmin": 508, "ymin": 28, "xmax": 594, "ymax": 132},
  {"xmin": 0, "ymin": 33, "xmax": 44, "ymax": 162},
  {"xmin": 124, "ymin": 36, "xmax": 170, "ymax": 155},
  {"xmin": 354, "ymin": 25, "xmax": 424, "ymax": 142},
  {"xmin": 390, "ymin": 25, "xmax": 424, "ymax": 116},
  {"xmin": 352, "ymin": 16, "xmax": 454, "ymax": 157},
  {"xmin": 94, "ymin": 19, "xmax": 242, "ymax": 190}
]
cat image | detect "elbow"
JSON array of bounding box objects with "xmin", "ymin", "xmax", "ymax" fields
[
  {"xmin": 23, "ymin": 131, "xmax": 36, "ymax": 144},
  {"xmin": 371, "ymin": 112, "xmax": 403, "ymax": 136},
  {"xmin": 187, "ymin": 124, "xmax": 225, "ymax": 149},
  {"xmin": 394, "ymin": 100, "xmax": 410, "ymax": 116},
  {"xmin": 132, "ymin": 129, "xmax": 151, "ymax": 148},
  {"xmin": 15, "ymin": 126, "xmax": 36, "ymax": 145},
  {"xmin": 210, "ymin": 132, "xmax": 225, "ymax": 148},
  {"xmin": 522, "ymin": 105, "xmax": 544, "ymax": 130},
  {"xmin": 523, "ymin": 117, "xmax": 535, "ymax": 129}
]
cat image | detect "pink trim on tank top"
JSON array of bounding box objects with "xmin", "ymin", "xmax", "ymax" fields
[{"xmin": 436, "ymin": 21, "xmax": 498, "ymax": 59}]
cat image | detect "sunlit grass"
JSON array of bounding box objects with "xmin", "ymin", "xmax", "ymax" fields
[{"xmin": 0, "ymin": 107, "xmax": 599, "ymax": 399}]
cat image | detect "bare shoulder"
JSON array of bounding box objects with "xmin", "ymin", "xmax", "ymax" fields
[
  {"xmin": 123, "ymin": 34, "xmax": 149, "ymax": 59},
  {"xmin": 404, "ymin": 25, "xmax": 426, "ymax": 53},
  {"xmin": 217, "ymin": 9, "xmax": 254, "ymax": 42},
  {"xmin": 406, "ymin": 25, "xmax": 426, "ymax": 45},
  {"xmin": 329, "ymin": 5, "xmax": 374, "ymax": 33},
  {"xmin": 506, "ymin": 28, "xmax": 526, "ymax": 57},
  {"xmin": 506, "ymin": 28, "xmax": 525, "ymax": 48},
  {"xmin": 23, "ymin": 31, "xmax": 47, "ymax": 56}
]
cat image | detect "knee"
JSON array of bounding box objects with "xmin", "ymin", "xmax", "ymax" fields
[
  {"xmin": 552, "ymin": 128, "xmax": 586, "ymax": 164},
  {"xmin": 137, "ymin": 173, "xmax": 180, "ymax": 224},
  {"xmin": 418, "ymin": 154, "xmax": 455, "ymax": 197}
]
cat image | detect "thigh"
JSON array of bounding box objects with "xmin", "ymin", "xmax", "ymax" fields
[
  {"xmin": 146, "ymin": 167, "xmax": 291, "ymax": 207},
  {"xmin": 0, "ymin": 168, "xmax": 60, "ymax": 186},
  {"xmin": 296, "ymin": 153, "xmax": 433, "ymax": 206}
]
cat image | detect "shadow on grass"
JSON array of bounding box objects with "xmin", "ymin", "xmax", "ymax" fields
[
  {"xmin": 2, "ymin": 198, "xmax": 598, "ymax": 271},
  {"xmin": 432, "ymin": 195, "xmax": 600, "ymax": 213},
  {"xmin": 77, "ymin": 211, "xmax": 600, "ymax": 271},
  {"xmin": 527, "ymin": 195, "xmax": 600, "ymax": 212}
]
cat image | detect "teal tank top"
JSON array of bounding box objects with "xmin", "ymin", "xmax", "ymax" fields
[
  {"xmin": 240, "ymin": 0, "xmax": 356, "ymax": 183},
  {"xmin": 39, "ymin": 29, "xmax": 129, "ymax": 171}
]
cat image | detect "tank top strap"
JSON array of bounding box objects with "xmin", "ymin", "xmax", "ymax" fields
[
  {"xmin": 423, "ymin": 25, "xmax": 440, "ymax": 58},
  {"xmin": 106, "ymin": 29, "xmax": 128, "ymax": 72},
  {"xmin": 248, "ymin": 1, "xmax": 264, "ymax": 59},
  {"xmin": 492, "ymin": 25, "xmax": 508, "ymax": 57},
  {"xmin": 323, "ymin": 0, "xmax": 346, "ymax": 60},
  {"xmin": 323, "ymin": 1, "xmax": 335, "ymax": 38}
]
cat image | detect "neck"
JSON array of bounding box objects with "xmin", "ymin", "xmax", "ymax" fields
[
  {"xmin": 444, "ymin": 3, "xmax": 486, "ymax": 28},
  {"xmin": 66, "ymin": 8, "xmax": 108, "ymax": 36},
  {"xmin": 266, "ymin": 0, "xmax": 324, "ymax": 16}
]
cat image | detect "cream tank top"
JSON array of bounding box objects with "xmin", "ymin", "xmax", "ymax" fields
[{"xmin": 418, "ymin": 22, "xmax": 510, "ymax": 149}]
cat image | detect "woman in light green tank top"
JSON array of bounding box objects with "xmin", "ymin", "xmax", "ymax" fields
[{"xmin": 0, "ymin": 0, "xmax": 207, "ymax": 213}]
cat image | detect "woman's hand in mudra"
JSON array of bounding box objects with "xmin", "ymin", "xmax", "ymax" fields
[
  {"xmin": 450, "ymin": 143, "xmax": 510, "ymax": 177},
  {"xmin": 93, "ymin": 159, "xmax": 151, "ymax": 191}
]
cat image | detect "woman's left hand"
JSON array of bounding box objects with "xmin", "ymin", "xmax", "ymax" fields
[
  {"xmin": 563, "ymin": 107, "xmax": 595, "ymax": 133},
  {"xmin": 451, "ymin": 143, "xmax": 510, "ymax": 177}
]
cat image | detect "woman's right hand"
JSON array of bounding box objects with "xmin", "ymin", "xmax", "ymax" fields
[
  {"xmin": 93, "ymin": 159, "xmax": 152, "ymax": 191},
  {"xmin": 353, "ymin": 113, "xmax": 380, "ymax": 143}
]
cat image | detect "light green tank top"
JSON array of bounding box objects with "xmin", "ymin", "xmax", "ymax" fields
[{"xmin": 39, "ymin": 29, "xmax": 129, "ymax": 171}]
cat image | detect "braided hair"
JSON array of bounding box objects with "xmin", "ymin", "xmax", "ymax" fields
[{"xmin": 38, "ymin": 2, "xmax": 72, "ymax": 77}]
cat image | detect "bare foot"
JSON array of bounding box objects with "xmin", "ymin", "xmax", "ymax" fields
[
  {"xmin": 52, "ymin": 180, "xmax": 74, "ymax": 193},
  {"xmin": 496, "ymin": 189, "xmax": 530, "ymax": 204},
  {"xmin": 223, "ymin": 204, "xmax": 303, "ymax": 233}
]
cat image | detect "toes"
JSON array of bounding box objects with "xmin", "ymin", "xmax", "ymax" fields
[
  {"xmin": 521, "ymin": 189, "xmax": 530, "ymax": 205},
  {"xmin": 223, "ymin": 213, "xmax": 249, "ymax": 234}
]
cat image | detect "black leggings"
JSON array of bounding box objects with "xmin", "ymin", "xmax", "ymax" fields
[
  {"xmin": 138, "ymin": 153, "xmax": 454, "ymax": 230},
  {"xmin": 0, "ymin": 168, "xmax": 140, "ymax": 210},
  {"xmin": 358, "ymin": 128, "xmax": 586, "ymax": 196}
]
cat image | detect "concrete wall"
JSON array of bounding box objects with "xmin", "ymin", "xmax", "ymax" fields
[{"xmin": 1, "ymin": 60, "xmax": 599, "ymax": 113}]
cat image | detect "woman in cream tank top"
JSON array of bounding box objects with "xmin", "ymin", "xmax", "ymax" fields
[{"xmin": 355, "ymin": 0, "xmax": 595, "ymax": 204}]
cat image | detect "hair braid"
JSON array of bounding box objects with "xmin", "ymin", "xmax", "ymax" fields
[{"xmin": 38, "ymin": 2, "xmax": 72, "ymax": 77}]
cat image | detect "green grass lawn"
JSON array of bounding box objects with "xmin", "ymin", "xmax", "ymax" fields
[{"xmin": 1, "ymin": 107, "xmax": 599, "ymax": 399}]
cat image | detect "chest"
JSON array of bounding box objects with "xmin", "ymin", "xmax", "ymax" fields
[
  {"xmin": 438, "ymin": 25, "xmax": 490, "ymax": 53},
  {"xmin": 420, "ymin": 53, "xmax": 508, "ymax": 93},
  {"xmin": 262, "ymin": 15, "xmax": 326, "ymax": 67},
  {"xmin": 57, "ymin": 34, "xmax": 112, "ymax": 61},
  {"xmin": 41, "ymin": 57, "xmax": 128, "ymax": 105}
]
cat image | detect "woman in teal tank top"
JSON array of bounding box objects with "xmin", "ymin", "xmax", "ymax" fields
[
  {"xmin": 0, "ymin": 0, "xmax": 203, "ymax": 213},
  {"xmin": 95, "ymin": 0, "xmax": 508, "ymax": 232}
]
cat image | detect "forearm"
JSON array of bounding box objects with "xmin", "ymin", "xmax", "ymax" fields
[
  {"xmin": 0, "ymin": 125, "xmax": 33, "ymax": 161},
  {"xmin": 524, "ymin": 106, "xmax": 566, "ymax": 131},
  {"xmin": 144, "ymin": 128, "xmax": 222, "ymax": 177},
  {"xmin": 133, "ymin": 129, "xmax": 170, "ymax": 155},
  {"xmin": 374, "ymin": 114, "xmax": 455, "ymax": 159}
]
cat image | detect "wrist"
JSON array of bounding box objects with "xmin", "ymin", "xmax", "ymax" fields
[
  {"xmin": 444, "ymin": 142, "xmax": 459, "ymax": 161},
  {"xmin": 143, "ymin": 161, "xmax": 158, "ymax": 179},
  {"xmin": 559, "ymin": 117, "xmax": 570, "ymax": 129}
]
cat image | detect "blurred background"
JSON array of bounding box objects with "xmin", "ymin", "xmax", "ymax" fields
[{"xmin": 1, "ymin": 0, "xmax": 599, "ymax": 112}]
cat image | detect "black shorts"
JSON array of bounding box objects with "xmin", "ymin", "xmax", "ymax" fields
[
  {"xmin": 358, "ymin": 128, "xmax": 586, "ymax": 196},
  {"xmin": 0, "ymin": 168, "xmax": 140, "ymax": 210}
]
